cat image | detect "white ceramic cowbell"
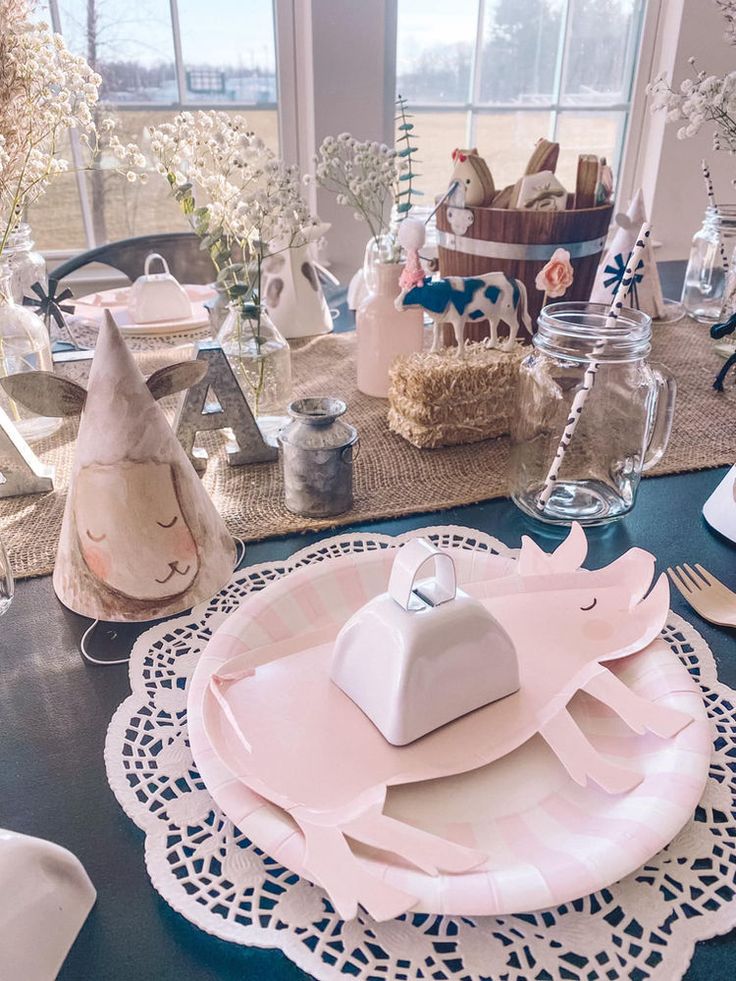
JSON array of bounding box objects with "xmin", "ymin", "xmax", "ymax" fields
[
  {"xmin": 331, "ymin": 539, "xmax": 520, "ymax": 745},
  {"xmin": 127, "ymin": 253, "xmax": 193, "ymax": 324}
]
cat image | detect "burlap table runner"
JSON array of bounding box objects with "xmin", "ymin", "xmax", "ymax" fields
[{"xmin": 2, "ymin": 319, "xmax": 735, "ymax": 580}]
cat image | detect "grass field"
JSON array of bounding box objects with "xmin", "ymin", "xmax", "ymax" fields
[{"xmin": 28, "ymin": 109, "xmax": 619, "ymax": 253}]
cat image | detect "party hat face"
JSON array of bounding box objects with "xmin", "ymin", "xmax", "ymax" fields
[
  {"xmin": 53, "ymin": 315, "xmax": 235, "ymax": 621},
  {"xmin": 73, "ymin": 461, "xmax": 200, "ymax": 602},
  {"xmin": 590, "ymin": 189, "xmax": 665, "ymax": 319}
]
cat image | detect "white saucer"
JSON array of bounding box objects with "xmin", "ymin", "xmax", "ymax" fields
[{"xmin": 74, "ymin": 284, "xmax": 216, "ymax": 336}]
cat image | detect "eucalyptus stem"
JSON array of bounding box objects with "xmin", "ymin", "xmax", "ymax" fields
[{"xmin": 394, "ymin": 95, "xmax": 420, "ymax": 223}]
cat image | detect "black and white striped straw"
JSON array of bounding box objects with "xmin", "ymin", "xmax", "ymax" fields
[
  {"xmin": 702, "ymin": 159, "xmax": 729, "ymax": 273},
  {"xmin": 536, "ymin": 222, "xmax": 652, "ymax": 512}
]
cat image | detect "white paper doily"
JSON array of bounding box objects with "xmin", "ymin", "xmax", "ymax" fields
[
  {"xmin": 65, "ymin": 315, "xmax": 212, "ymax": 353},
  {"xmin": 105, "ymin": 526, "xmax": 736, "ymax": 981}
]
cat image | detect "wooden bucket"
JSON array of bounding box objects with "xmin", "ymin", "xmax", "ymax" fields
[{"xmin": 436, "ymin": 202, "xmax": 613, "ymax": 345}]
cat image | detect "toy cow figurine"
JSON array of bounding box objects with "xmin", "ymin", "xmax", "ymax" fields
[
  {"xmin": 395, "ymin": 272, "xmax": 531, "ymax": 354},
  {"xmin": 395, "ymin": 218, "xmax": 531, "ymax": 355}
]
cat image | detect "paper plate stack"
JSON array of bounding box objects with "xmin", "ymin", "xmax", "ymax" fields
[{"xmin": 187, "ymin": 526, "xmax": 711, "ymax": 922}]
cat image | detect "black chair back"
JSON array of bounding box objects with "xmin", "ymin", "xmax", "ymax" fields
[{"xmin": 49, "ymin": 233, "xmax": 216, "ymax": 286}]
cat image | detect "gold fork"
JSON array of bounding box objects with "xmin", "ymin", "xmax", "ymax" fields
[{"xmin": 667, "ymin": 564, "xmax": 736, "ymax": 628}]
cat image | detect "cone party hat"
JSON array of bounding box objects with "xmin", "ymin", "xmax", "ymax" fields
[
  {"xmin": 53, "ymin": 315, "xmax": 235, "ymax": 621},
  {"xmin": 590, "ymin": 188, "xmax": 665, "ymax": 319}
]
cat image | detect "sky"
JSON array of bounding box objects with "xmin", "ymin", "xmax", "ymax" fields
[
  {"xmin": 42, "ymin": 0, "xmax": 277, "ymax": 69},
  {"xmin": 40, "ymin": 0, "xmax": 636, "ymax": 75}
]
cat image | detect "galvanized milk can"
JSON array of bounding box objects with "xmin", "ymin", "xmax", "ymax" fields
[{"xmin": 278, "ymin": 397, "xmax": 358, "ymax": 516}]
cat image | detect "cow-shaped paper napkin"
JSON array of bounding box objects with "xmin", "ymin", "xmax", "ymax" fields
[
  {"xmin": 201, "ymin": 523, "xmax": 694, "ymax": 921},
  {"xmin": 1, "ymin": 312, "xmax": 235, "ymax": 620}
]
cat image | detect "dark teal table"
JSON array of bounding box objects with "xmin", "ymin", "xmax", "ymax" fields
[{"xmin": 1, "ymin": 266, "xmax": 734, "ymax": 980}]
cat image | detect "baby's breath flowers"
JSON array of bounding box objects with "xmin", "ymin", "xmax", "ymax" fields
[
  {"xmin": 146, "ymin": 110, "xmax": 325, "ymax": 311},
  {"xmin": 312, "ymin": 134, "xmax": 405, "ymax": 254},
  {"xmin": 145, "ymin": 109, "xmax": 325, "ymax": 416},
  {"xmin": 0, "ymin": 0, "xmax": 140, "ymax": 257},
  {"xmin": 647, "ymin": 0, "xmax": 736, "ymax": 159}
]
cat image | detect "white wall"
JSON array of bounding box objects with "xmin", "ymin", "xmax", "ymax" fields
[
  {"xmin": 285, "ymin": 0, "xmax": 397, "ymax": 280},
  {"xmin": 630, "ymin": 0, "xmax": 735, "ymax": 260}
]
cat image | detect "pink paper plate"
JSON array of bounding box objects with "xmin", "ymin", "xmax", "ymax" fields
[{"xmin": 188, "ymin": 543, "xmax": 711, "ymax": 917}]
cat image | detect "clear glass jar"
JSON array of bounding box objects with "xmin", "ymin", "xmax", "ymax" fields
[
  {"xmin": 216, "ymin": 302, "xmax": 292, "ymax": 444},
  {"xmin": 509, "ymin": 302, "xmax": 676, "ymax": 525},
  {"xmin": 5, "ymin": 223, "xmax": 47, "ymax": 305},
  {"xmin": 0, "ymin": 259, "xmax": 59, "ymax": 442},
  {"xmin": 681, "ymin": 205, "xmax": 736, "ymax": 323}
]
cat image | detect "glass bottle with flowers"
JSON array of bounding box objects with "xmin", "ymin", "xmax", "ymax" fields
[
  {"xmin": 314, "ymin": 98, "xmax": 425, "ymax": 397},
  {"xmin": 0, "ymin": 0, "xmax": 143, "ymax": 441},
  {"xmin": 648, "ymin": 0, "xmax": 736, "ymax": 328},
  {"xmin": 148, "ymin": 111, "xmax": 326, "ymax": 440}
]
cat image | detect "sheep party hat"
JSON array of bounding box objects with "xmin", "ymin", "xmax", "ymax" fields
[{"xmin": 2, "ymin": 312, "xmax": 235, "ymax": 621}]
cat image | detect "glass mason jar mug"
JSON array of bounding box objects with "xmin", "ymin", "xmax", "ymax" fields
[{"xmin": 509, "ymin": 303, "xmax": 676, "ymax": 525}]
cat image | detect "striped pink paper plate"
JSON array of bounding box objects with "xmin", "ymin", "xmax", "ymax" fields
[{"xmin": 188, "ymin": 544, "xmax": 711, "ymax": 917}]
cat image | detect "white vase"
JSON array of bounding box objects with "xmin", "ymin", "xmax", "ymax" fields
[
  {"xmin": 356, "ymin": 261, "xmax": 424, "ymax": 398},
  {"xmin": 261, "ymin": 244, "xmax": 333, "ymax": 338}
]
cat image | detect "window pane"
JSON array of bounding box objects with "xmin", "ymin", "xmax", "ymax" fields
[
  {"xmin": 562, "ymin": 0, "xmax": 641, "ymax": 105},
  {"xmin": 479, "ymin": 0, "xmax": 562, "ymax": 104},
  {"xmin": 475, "ymin": 111, "xmax": 553, "ymax": 187},
  {"xmin": 27, "ymin": 2, "xmax": 279, "ymax": 251},
  {"xmin": 406, "ymin": 112, "xmax": 469, "ymax": 199},
  {"xmin": 396, "ymin": 0, "xmax": 478, "ymax": 103},
  {"xmin": 177, "ymin": 0, "xmax": 277, "ymax": 105},
  {"xmin": 554, "ymin": 112, "xmax": 624, "ymax": 190},
  {"xmin": 90, "ymin": 108, "xmax": 279, "ymax": 243},
  {"xmin": 56, "ymin": 1, "xmax": 177, "ymax": 103},
  {"xmin": 26, "ymin": 136, "xmax": 88, "ymax": 252}
]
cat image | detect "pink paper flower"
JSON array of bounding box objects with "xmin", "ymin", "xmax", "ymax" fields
[{"xmin": 535, "ymin": 248, "xmax": 574, "ymax": 298}]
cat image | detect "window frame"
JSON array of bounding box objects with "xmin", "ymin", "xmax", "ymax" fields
[
  {"xmin": 39, "ymin": 0, "xmax": 670, "ymax": 268},
  {"xmin": 44, "ymin": 0, "xmax": 281, "ymax": 257},
  {"xmin": 394, "ymin": 0, "xmax": 650, "ymax": 199}
]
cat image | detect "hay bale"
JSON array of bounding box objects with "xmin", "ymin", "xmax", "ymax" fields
[{"xmin": 388, "ymin": 343, "xmax": 526, "ymax": 449}]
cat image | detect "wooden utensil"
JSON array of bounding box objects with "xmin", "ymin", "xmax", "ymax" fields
[
  {"xmin": 667, "ymin": 564, "xmax": 736, "ymax": 627},
  {"xmin": 525, "ymin": 139, "xmax": 559, "ymax": 176},
  {"xmin": 574, "ymin": 155, "xmax": 599, "ymax": 210},
  {"xmin": 509, "ymin": 139, "xmax": 561, "ymax": 207},
  {"xmin": 492, "ymin": 184, "xmax": 515, "ymax": 209}
]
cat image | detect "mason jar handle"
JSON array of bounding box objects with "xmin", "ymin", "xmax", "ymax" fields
[
  {"xmin": 144, "ymin": 252, "xmax": 170, "ymax": 276},
  {"xmin": 388, "ymin": 539, "xmax": 456, "ymax": 611},
  {"xmin": 641, "ymin": 362, "xmax": 677, "ymax": 473}
]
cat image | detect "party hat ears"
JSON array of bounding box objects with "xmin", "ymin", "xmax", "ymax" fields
[
  {"xmin": 2, "ymin": 313, "xmax": 207, "ymax": 424},
  {"xmin": 590, "ymin": 188, "xmax": 665, "ymax": 319}
]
